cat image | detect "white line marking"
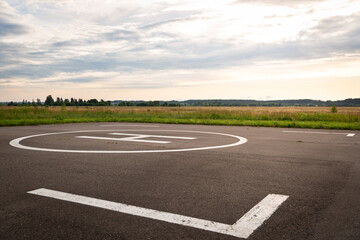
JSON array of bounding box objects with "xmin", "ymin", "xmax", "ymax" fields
[
  {"xmin": 76, "ymin": 136, "xmax": 171, "ymax": 144},
  {"xmin": 232, "ymin": 194, "xmax": 289, "ymax": 238},
  {"xmin": 110, "ymin": 133, "xmax": 196, "ymax": 140},
  {"xmin": 28, "ymin": 188, "xmax": 288, "ymax": 239},
  {"xmin": 283, "ymin": 130, "xmax": 355, "ymax": 137},
  {"xmin": 10, "ymin": 130, "xmax": 247, "ymax": 153},
  {"xmin": 100, "ymin": 124, "xmax": 159, "ymax": 127}
]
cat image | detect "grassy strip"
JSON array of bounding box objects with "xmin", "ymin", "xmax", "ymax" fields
[
  {"xmin": 0, "ymin": 106, "xmax": 359, "ymax": 129},
  {"xmin": 1, "ymin": 117, "xmax": 359, "ymax": 130}
]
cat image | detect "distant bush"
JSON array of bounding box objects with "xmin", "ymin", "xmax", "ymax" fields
[{"xmin": 331, "ymin": 106, "xmax": 338, "ymax": 113}]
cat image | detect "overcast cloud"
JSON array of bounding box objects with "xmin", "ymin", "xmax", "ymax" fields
[{"xmin": 0, "ymin": 0, "xmax": 359, "ymax": 101}]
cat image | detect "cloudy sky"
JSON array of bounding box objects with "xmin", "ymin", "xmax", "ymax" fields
[{"xmin": 1, "ymin": 0, "xmax": 359, "ymax": 101}]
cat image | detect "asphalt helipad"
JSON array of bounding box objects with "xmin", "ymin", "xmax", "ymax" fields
[{"xmin": 0, "ymin": 123, "xmax": 359, "ymax": 239}]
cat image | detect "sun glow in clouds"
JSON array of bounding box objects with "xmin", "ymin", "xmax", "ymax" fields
[{"xmin": 0, "ymin": 0, "xmax": 359, "ymax": 101}]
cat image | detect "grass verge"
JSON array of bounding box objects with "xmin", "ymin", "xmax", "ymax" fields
[{"xmin": 0, "ymin": 106, "xmax": 359, "ymax": 130}]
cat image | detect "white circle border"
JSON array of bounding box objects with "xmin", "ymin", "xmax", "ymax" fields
[{"xmin": 9, "ymin": 129, "xmax": 247, "ymax": 154}]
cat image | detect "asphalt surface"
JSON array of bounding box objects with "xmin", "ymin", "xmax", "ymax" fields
[{"xmin": 0, "ymin": 123, "xmax": 359, "ymax": 240}]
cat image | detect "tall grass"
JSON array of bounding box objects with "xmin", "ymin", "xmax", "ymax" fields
[{"xmin": 0, "ymin": 106, "xmax": 359, "ymax": 129}]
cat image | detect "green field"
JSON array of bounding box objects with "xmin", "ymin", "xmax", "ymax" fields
[{"xmin": 0, "ymin": 106, "xmax": 359, "ymax": 130}]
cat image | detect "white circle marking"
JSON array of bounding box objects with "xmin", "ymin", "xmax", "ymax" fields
[{"xmin": 9, "ymin": 129, "xmax": 247, "ymax": 153}]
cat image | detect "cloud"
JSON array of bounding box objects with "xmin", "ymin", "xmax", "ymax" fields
[
  {"xmin": 1, "ymin": 0, "xmax": 359, "ymax": 101},
  {"xmin": 0, "ymin": 1, "xmax": 30, "ymax": 37},
  {"xmin": 140, "ymin": 10, "xmax": 202, "ymax": 30},
  {"xmin": 231, "ymin": 0, "xmax": 326, "ymax": 6},
  {"xmin": 2, "ymin": 20, "xmax": 359, "ymax": 84},
  {"xmin": 103, "ymin": 29, "xmax": 140, "ymax": 42},
  {"xmin": 297, "ymin": 13, "xmax": 360, "ymax": 51},
  {"xmin": 0, "ymin": 17, "xmax": 29, "ymax": 36},
  {"xmin": 302, "ymin": 13, "xmax": 360, "ymax": 36},
  {"xmin": 141, "ymin": 17, "xmax": 195, "ymax": 30}
]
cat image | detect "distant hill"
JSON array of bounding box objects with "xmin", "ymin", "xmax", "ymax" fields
[{"xmin": 112, "ymin": 98, "xmax": 360, "ymax": 107}]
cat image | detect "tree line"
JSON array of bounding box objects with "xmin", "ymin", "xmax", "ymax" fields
[
  {"xmin": 44, "ymin": 95, "xmax": 111, "ymax": 106},
  {"xmin": 116, "ymin": 101, "xmax": 180, "ymax": 107},
  {"xmin": 113, "ymin": 98, "xmax": 360, "ymax": 107},
  {"xmin": 7, "ymin": 95, "xmax": 111, "ymax": 106},
  {"xmin": 6, "ymin": 96, "xmax": 180, "ymax": 107},
  {"xmin": 5, "ymin": 97, "xmax": 360, "ymax": 107},
  {"xmin": 181, "ymin": 98, "xmax": 360, "ymax": 107}
]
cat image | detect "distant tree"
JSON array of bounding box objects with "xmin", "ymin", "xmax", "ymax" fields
[
  {"xmin": 99, "ymin": 99, "xmax": 106, "ymax": 106},
  {"xmin": 36, "ymin": 98, "xmax": 42, "ymax": 106},
  {"xmin": 168, "ymin": 103, "xmax": 180, "ymax": 107},
  {"xmin": 87, "ymin": 99, "xmax": 98, "ymax": 105},
  {"xmin": 136, "ymin": 102, "xmax": 148, "ymax": 106},
  {"xmin": 118, "ymin": 101, "xmax": 134, "ymax": 106},
  {"xmin": 45, "ymin": 95, "xmax": 54, "ymax": 106},
  {"xmin": 55, "ymin": 97, "xmax": 61, "ymax": 106}
]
